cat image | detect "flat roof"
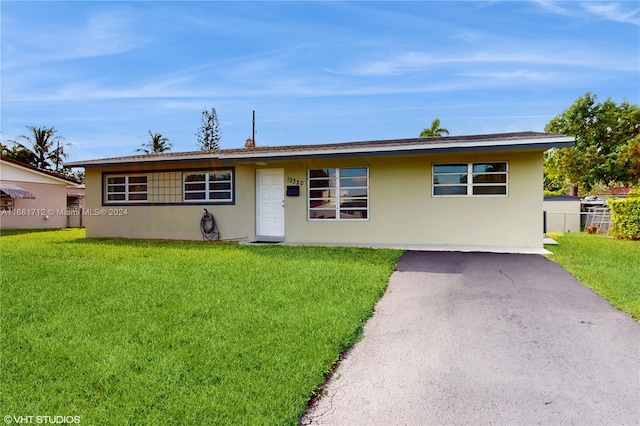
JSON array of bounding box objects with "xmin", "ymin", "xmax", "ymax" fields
[
  {"xmin": 544, "ymin": 195, "xmax": 582, "ymax": 201},
  {"xmin": 65, "ymin": 131, "xmax": 574, "ymax": 167}
]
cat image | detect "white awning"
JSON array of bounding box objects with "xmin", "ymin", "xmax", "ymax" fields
[{"xmin": 0, "ymin": 184, "xmax": 36, "ymax": 199}]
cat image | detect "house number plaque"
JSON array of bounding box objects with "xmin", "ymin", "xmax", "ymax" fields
[{"xmin": 287, "ymin": 177, "xmax": 304, "ymax": 186}]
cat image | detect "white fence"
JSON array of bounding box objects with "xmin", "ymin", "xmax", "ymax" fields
[{"xmin": 544, "ymin": 207, "xmax": 612, "ymax": 234}]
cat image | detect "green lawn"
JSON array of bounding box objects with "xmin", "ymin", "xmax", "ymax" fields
[
  {"xmin": 0, "ymin": 229, "xmax": 402, "ymax": 425},
  {"xmin": 545, "ymin": 233, "xmax": 640, "ymax": 320}
]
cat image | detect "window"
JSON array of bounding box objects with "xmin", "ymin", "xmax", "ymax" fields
[
  {"xmin": 183, "ymin": 170, "xmax": 233, "ymax": 202},
  {"xmin": 432, "ymin": 162, "xmax": 507, "ymax": 196},
  {"xmin": 1, "ymin": 194, "xmax": 13, "ymax": 210},
  {"xmin": 106, "ymin": 175, "xmax": 148, "ymax": 202},
  {"xmin": 308, "ymin": 167, "xmax": 368, "ymax": 220},
  {"xmin": 67, "ymin": 196, "xmax": 82, "ymax": 209}
]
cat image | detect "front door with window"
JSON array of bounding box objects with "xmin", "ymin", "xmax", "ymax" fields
[{"xmin": 256, "ymin": 169, "xmax": 285, "ymax": 239}]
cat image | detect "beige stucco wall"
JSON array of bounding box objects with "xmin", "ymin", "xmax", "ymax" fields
[
  {"xmin": 81, "ymin": 150, "xmax": 544, "ymax": 250},
  {"xmin": 543, "ymin": 200, "xmax": 582, "ymax": 233},
  {"xmin": 0, "ymin": 180, "xmax": 69, "ymax": 229},
  {"xmin": 1, "ymin": 159, "xmax": 84, "ymax": 229},
  {"xmin": 280, "ymin": 150, "xmax": 543, "ymax": 249},
  {"xmin": 83, "ymin": 162, "xmax": 256, "ymax": 240}
]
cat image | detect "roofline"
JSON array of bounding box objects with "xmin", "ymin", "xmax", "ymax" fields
[
  {"xmin": 219, "ymin": 137, "xmax": 574, "ymax": 162},
  {"xmin": 65, "ymin": 153, "xmax": 216, "ymax": 167},
  {"xmin": 1, "ymin": 156, "xmax": 82, "ymax": 186},
  {"xmin": 64, "ymin": 133, "xmax": 574, "ymax": 167}
]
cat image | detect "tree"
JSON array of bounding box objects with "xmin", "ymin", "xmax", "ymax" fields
[
  {"xmin": 1, "ymin": 142, "xmax": 38, "ymax": 166},
  {"xmin": 195, "ymin": 107, "xmax": 221, "ymax": 150},
  {"xmin": 136, "ymin": 131, "xmax": 172, "ymax": 154},
  {"xmin": 58, "ymin": 167, "xmax": 85, "ymax": 183},
  {"xmin": 9, "ymin": 126, "xmax": 67, "ymax": 170},
  {"xmin": 543, "ymin": 148, "xmax": 570, "ymax": 196},
  {"xmin": 420, "ymin": 119, "xmax": 449, "ymax": 137},
  {"xmin": 618, "ymin": 133, "xmax": 640, "ymax": 182},
  {"xmin": 544, "ymin": 93, "xmax": 640, "ymax": 193}
]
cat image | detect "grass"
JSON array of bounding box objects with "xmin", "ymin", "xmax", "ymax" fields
[
  {"xmin": 545, "ymin": 232, "xmax": 640, "ymax": 320},
  {"xmin": 0, "ymin": 229, "xmax": 402, "ymax": 425}
]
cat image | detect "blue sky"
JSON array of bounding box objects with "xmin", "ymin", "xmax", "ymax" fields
[{"xmin": 1, "ymin": 1, "xmax": 638, "ymax": 162}]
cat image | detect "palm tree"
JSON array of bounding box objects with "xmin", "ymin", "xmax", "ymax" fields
[
  {"xmin": 136, "ymin": 131, "xmax": 172, "ymax": 154},
  {"xmin": 10, "ymin": 126, "xmax": 67, "ymax": 169},
  {"xmin": 420, "ymin": 119, "xmax": 450, "ymax": 138},
  {"xmin": 1, "ymin": 143, "xmax": 38, "ymax": 165}
]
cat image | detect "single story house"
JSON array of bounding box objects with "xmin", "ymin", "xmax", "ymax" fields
[
  {"xmin": 1, "ymin": 156, "xmax": 85, "ymax": 229},
  {"xmin": 543, "ymin": 195, "xmax": 582, "ymax": 233},
  {"xmin": 65, "ymin": 132, "xmax": 573, "ymax": 253}
]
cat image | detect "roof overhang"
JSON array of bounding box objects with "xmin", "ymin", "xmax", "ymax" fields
[
  {"xmin": 65, "ymin": 153, "xmax": 217, "ymax": 168},
  {"xmin": 0, "ymin": 184, "xmax": 36, "ymax": 199},
  {"xmin": 219, "ymin": 138, "xmax": 574, "ymax": 163},
  {"xmin": 1, "ymin": 157, "xmax": 82, "ymax": 185},
  {"xmin": 64, "ymin": 133, "xmax": 575, "ymax": 167}
]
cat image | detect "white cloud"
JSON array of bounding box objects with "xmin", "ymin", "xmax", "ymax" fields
[
  {"xmin": 322, "ymin": 52, "xmax": 433, "ymax": 76},
  {"xmin": 531, "ymin": 0, "xmax": 578, "ymax": 17},
  {"xmin": 323, "ymin": 48, "xmax": 636, "ymax": 77},
  {"xmin": 2, "ymin": 9, "xmax": 151, "ymax": 69},
  {"xmin": 458, "ymin": 70, "xmax": 557, "ymax": 82},
  {"xmin": 532, "ymin": 0, "xmax": 640, "ymax": 25},
  {"xmin": 581, "ymin": 2, "xmax": 640, "ymax": 25},
  {"xmin": 452, "ymin": 30, "xmax": 486, "ymax": 44}
]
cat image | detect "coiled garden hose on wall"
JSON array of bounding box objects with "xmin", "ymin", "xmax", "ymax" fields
[{"xmin": 201, "ymin": 209, "xmax": 220, "ymax": 241}]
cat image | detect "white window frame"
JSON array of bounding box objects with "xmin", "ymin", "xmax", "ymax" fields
[
  {"xmin": 308, "ymin": 167, "xmax": 369, "ymax": 221},
  {"xmin": 183, "ymin": 170, "xmax": 234, "ymax": 203},
  {"xmin": 105, "ymin": 175, "xmax": 148, "ymax": 203},
  {"xmin": 432, "ymin": 162, "xmax": 508, "ymax": 197}
]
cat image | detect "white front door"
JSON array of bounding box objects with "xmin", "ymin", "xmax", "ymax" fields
[{"xmin": 256, "ymin": 169, "xmax": 285, "ymax": 238}]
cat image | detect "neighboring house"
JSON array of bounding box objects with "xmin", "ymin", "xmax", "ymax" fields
[
  {"xmin": 65, "ymin": 132, "xmax": 573, "ymax": 253},
  {"xmin": 601, "ymin": 187, "xmax": 634, "ymax": 198},
  {"xmin": 0, "ymin": 156, "xmax": 85, "ymax": 229},
  {"xmin": 543, "ymin": 195, "xmax": 582, "ymax": 233}
]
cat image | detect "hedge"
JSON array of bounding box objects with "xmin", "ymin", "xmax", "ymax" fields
[{"xmin": 608, "ymin": 198, "xmax": 640, "ymax": 240}]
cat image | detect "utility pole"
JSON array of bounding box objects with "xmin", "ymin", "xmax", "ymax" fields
[
  {"xmin": 55, "ymin": 141, "xmax": 60, "ymax": 171},
  {"xmin": 246, "ymin": 110, "xmax": 256, "ymax": 148}
]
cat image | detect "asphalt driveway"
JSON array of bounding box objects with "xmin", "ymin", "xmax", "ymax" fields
[{"xmin": 302, "ymin": 251, "xmax": 640, "ymax": 425}]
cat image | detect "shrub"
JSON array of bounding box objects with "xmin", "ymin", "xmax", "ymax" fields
[{"xmin": 608, "ymin": 198, "xmax": 640, "ymax": 240}]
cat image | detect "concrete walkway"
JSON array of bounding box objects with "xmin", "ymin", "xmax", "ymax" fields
[{"xmin": 301, "ymin": 251, "xmax": 640, "ymax": 425}]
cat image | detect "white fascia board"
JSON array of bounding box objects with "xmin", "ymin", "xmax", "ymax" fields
[
  {"xmin": 64, "ymin": 153, "xmax": 219, "ymax": 167},
  {"xmin": 218, "ymin": 136, "xmax": 575, "ymax": 160}
]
